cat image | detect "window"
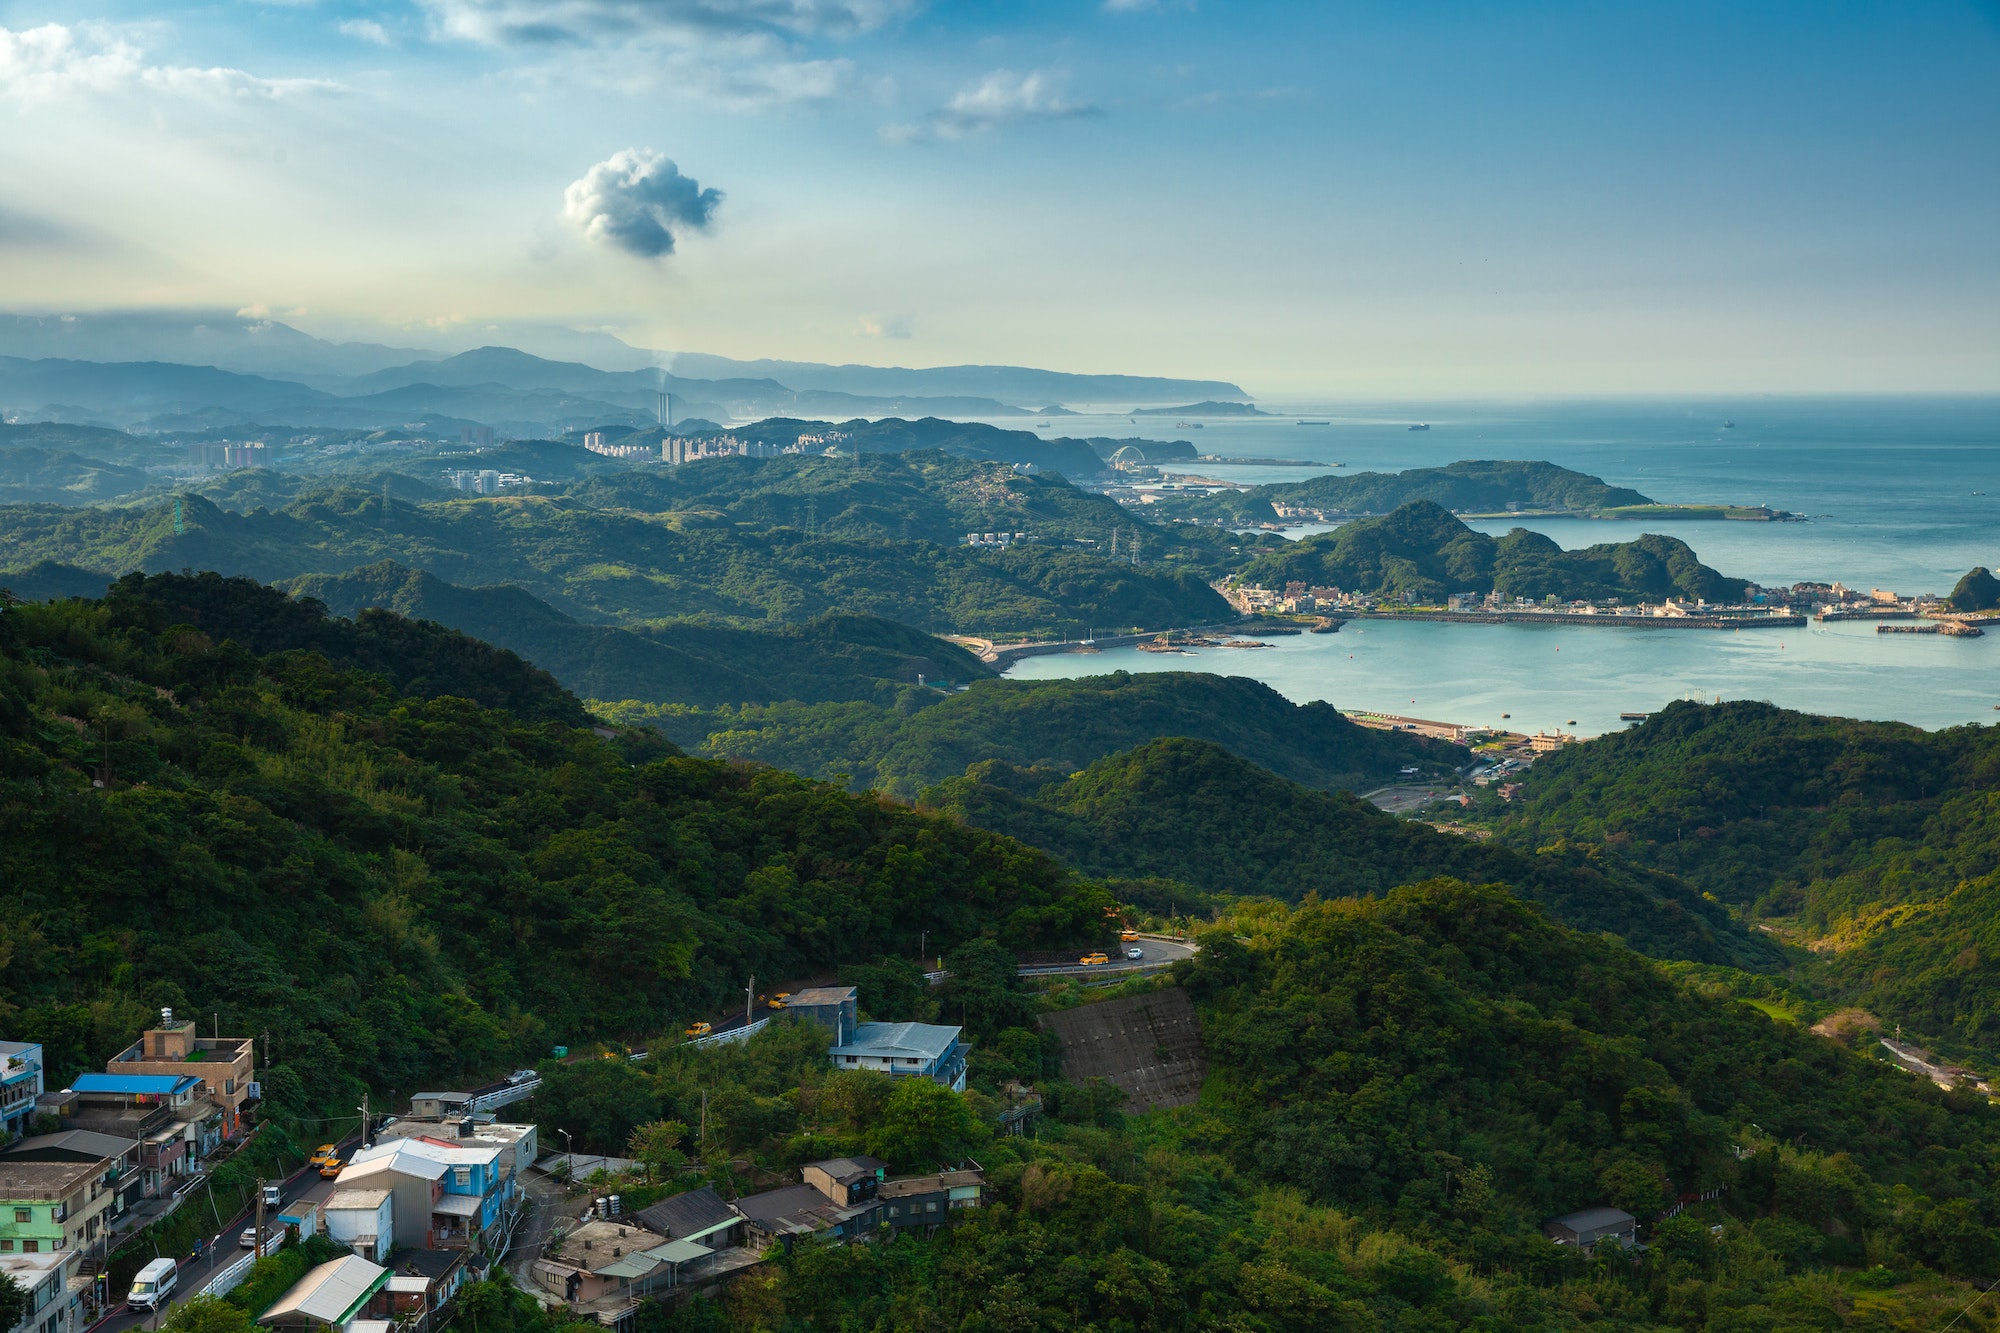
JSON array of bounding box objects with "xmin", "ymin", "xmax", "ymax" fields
[
  {"xmin": 926, "ymin": 1202, "xmax": 938, "ymax": 1213},
  {"xmin": 225, "ymin": 1079, "xmax": 235, "ymax": 1095},
  {"xmin": 13, "ymin": 1208, "xmax": 29, "ymax": 1223},
  {"xmin": 453, "ymin": 1167, "xmax": 470, "ymax": 1188},
  {"xmin": 22, "ymin": 1240, "xmax": 37, "ymax": 1253},
  {"xmin": 887, "ymin": 1206, "xmax": 899, "ymax": 1217},
  {"xmin": 0, "ymin": 1239, "xmax": 14, "ymax": 1252}
]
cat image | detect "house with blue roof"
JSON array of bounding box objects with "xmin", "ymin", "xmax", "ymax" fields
[
  {"xmin": 827, "ymin": 1023, "xmax": 970, "ymax": 1093},
  {"xmin": 55, "ymin": 1073, "xmax": 208, "ymax": 1197}
]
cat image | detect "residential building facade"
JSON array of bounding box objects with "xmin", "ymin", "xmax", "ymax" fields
[
  {"xmin": 826, "ymin": 1022, "xmax": 969, "ymax": 1092},
  {"xmin": 106, "ymin": 1014, "xmax": 256, "ymax": 1139},
  {"xmin": 0, "ymin": 1044, "xmax": 44, "ymax": 1141}
]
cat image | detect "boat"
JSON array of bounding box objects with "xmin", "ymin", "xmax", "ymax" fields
[
  {"xmin": 1722, "ymin": 420, "xmax": 1736, "ymax": 429},
  {"xmin": 1295, "ymin": 420, "xmax": 1330, "ymax": 425},
  {"xmin": 1619, "ymin": 711, "xmax": 1650, "ymax": 721},
  {"xmin": 1408, "ymin": 423, "xmax": 1430, "ymax": 432},
  {"xmin": 1174, "ymin": 422, "xmax": 1204, "ymax": 429}
]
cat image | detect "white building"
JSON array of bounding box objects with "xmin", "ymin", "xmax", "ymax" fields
[
  {"xmin": 324, "ymin": 1188, "xmax": 393, "ymax": 1263},
  {"xmin": 0, "ymin": 1043, "xmax": 43, "ymax": 1140}
]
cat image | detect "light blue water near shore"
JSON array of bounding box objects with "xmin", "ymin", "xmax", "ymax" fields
[{"xmin": 1003, "ymin": 396, "xmax": 2000, "ymax": 732}]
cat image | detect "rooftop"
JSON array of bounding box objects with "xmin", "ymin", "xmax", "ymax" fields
[
  {"xmin": 829, "ymin": 1022, "xmax": 963, "ymax": 1063},
  {"xmin": 259, "ymin": 1256, "xmax": 388, "ymax": 1327},
  {"xmin": 69, "ymin": 1073, "xmax": 201, "ymax": 1097},
  {"xmin": 1549, "ymin": 1206, "xmax": 1636, "ymax": 1231},
  {"xmin": 0, "ymin": 1159, "xmax": 102, "ymax": 1200},
  {"xmin": 326, "ymin": 1189, "xmax": 393, "ymax": 1211},
  {"xmin": 877, "ymin": 1169, "xmax": 983, "ymax": 1199},
  {"xmin": 784, "ymin": 987, "xmax": 857, "ymax": 1008},
  {"xmin": 634, "ymin": 1186, "xmax": 738, "ymax": 1243},
  {"xmin": 805, "ymin": 1156, "xmax": 886, "ymax": 1187},
  {"xmin": 560, "ymin": 1219, "xmax": 670, "ymax": 1274},
  {"xmin": 2, "ymin": 1130, "xmax": 138, "ymax": 1163}
]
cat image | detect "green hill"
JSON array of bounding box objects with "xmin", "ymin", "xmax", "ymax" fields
[
  {"xmin": 663, "ymin": 670, "xmax": 1456, "ymax": 798},
  {"xmin": 0, "ymin": 445, "xmax": 154, "ymax": 505},
  {"xmin": 1149, "ymin": 458, "xmax": 1655, "ymax": 525},
  {"xmin": 1238, "ymin": 500, "xmax": 1748, "ymax": 603},
  {"xmin": 1949, "ymin": 565, "xmax": 2000, "ymax": 612},
  {"xmin": 289, "ymin": 560, "xmax": 994, "ymax": 707},
  {"xmin": 0, "ymin": 576, "xmax": 1102, "ymax": 1107},
  {"xmin": 0, "ymin": 479, "xmax": 1233, "ymax": 637},
  {"xmin": 1494, "ymin": 700, "xmax": 2000, "ymax": 1062},
  {"xmin": 926, "ymin": 737, "xmax": 1776, "ymax": 967}
]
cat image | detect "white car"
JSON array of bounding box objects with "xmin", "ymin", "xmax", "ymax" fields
[
  {"xmin": 240, "ymin": 1227, "xmax": 259, "ymax": 1249},
  {"xmin": 1125, "ymin": 946, "xmax": 1145, "ymax": 960}
]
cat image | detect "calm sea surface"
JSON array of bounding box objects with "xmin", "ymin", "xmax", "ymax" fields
[{"xmin": 1002, "ymin": 397, "xmax": 2000, "ymax": 734}]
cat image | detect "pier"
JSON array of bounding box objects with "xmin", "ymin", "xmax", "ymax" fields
[{"xmin": 1338, "ymin": 610, "xmax": 1805, "ymax": 630}]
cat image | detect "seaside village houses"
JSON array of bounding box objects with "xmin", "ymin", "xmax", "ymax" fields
[{"xmin": 0, "ymin": 986, "xmax": 989, "ymax": 1333}]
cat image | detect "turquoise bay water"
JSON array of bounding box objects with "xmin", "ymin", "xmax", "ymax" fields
[{"xmin": 1002, "ymin": 396, "xmax": 2000, "ymax": 732}]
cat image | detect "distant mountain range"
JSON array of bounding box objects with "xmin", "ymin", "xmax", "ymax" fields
[{"xmin": 0, "ymin": 311, "xmax": 1251, "ymax": 433}]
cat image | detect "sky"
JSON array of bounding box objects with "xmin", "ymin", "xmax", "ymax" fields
[{"xmin": 1, "ymin": 0, "xmax": 1997, "ymax": 394}]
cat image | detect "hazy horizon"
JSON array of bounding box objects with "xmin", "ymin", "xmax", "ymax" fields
[{"xmin": 2, "ymin": 3, "xmax": 1997, "ymax": 395}]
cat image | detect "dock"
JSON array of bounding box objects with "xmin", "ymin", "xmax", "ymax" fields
[
  {"xmin": 1877, "ymin": 622, "xmax": 1984, "ymax": 637},
  {"xmin": 1339, "ymin": 610, "xmax": 1805, "ymax": 631}
]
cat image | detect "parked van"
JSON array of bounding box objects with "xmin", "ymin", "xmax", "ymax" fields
[{"xmin": 128, "ymin": 1258, "xmax": 177, "ymax": 1311}]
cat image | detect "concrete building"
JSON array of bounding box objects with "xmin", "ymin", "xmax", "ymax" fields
[
  {"xmin": 877, "ymin": 1169, "xmax": 984, "ymax": 1232},
  {"xmin": 631, "ymin": 1187, "xmax": 743, "ymax": 1252},
  {"xmin": 338, "ymin": 1137, "xmax": 510, "ymax": 1251},
  {"xmin": 1, "ymin": 1247, "xmax": 83, "ymax": 1333},
  {"xmin": 1544, "ymin": 1206, "xmax": 1638, "ymax": 1250},
  {"xmin": 258, "ymin": 1256, "xmax": 391, "ymax": 1333},
  {"xmin": 827, "ymin": 1023, "xmax": 969, "ymax": 1093},
  {"xmin": 0, "ymin": 1133, "xmax": 142, "ymax": 1241},
  {"xmin": 59, "ymin": 1074, "xmax": 213, "ymax": 1190},
  {"xmin": 0, "ymin": 1155, "xmax": 119, "ymax": 1255},
  {"xmin": 106, "ymin": 1014, "xmax": 255, "ymax": 1139},
  {"xmin": 374, "ymin": 1119, "xmax": 537, "ymax": 1185},
  {"xmin": 325, "ymin": 1189, "xmax": 394, "ymax": 1263},
  {"xmin": 783, "ymin": 987, "xmax": 858, "ymax": 1045},
  {"xmin": 799, "ymin": 1158, "xmax": 884, "ymax": 1209},
  {"xmin": 0, "ymin": 1044, "xmax": 45, "ymax": 1140}
]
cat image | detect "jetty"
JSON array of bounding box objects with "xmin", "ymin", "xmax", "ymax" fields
[
  {"xmin": 1337, "ymin": 610, "xmax": 1805, "ymax": 631},
  {"xmin": 1878, "ymin": 622, "xmax": 1984, "ymax": 637}
]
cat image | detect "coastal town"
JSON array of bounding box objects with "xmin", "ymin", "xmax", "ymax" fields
[{"xmin": 0, "ymin": 990, "xmax": 1008, "ymax": 1333}]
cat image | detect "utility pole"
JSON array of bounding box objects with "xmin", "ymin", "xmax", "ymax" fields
[
  {"xmin": 745, "ymin": 976, "xmax": 755, "ymax": 1031},
  {"xmin": 699, "ymin": 1090, "xmax": 707, "ymax": 1151},
  {"xmin": 253, "ymin": 1178, "xmax": 266, "ymax": 1255},
  {"xmin": 919, "ymin": 930, "xmax": 926, "ymax": 964},
  {"xmin": 358, "ymin": 1091, "xmax": 369, "ymax": 1148}
]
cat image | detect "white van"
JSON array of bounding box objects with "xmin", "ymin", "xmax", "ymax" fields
[{"xmin": 127, "ymin": 1257, "xmax": 177, "ymax": 1311}]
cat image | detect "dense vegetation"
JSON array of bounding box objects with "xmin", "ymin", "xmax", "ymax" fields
[
  {"xmin": 1493, "ymin": 700, "xmax": 2000, "ymax": 1062},
  {"xmin": 1238, "ymin": 501, "xmax": 1749, "ymax": 604},
  {"xmin": 1147, "ymin": 459, "xmax": 1654, "ymax": 525},
  {"xmin": 926, "ymin": 737, "xmax": 1776, "ymax": 967},
  {"xmin": 608, "ymin": 671, "xmax": 1454, "ymax": 799},
  {"xmin": 0, "ymin": 457, "xmax": 1237, "ymax": 636},
  {"xmin": 1949, "ymin": 566, "xmax": 2000, "ymax": 611},
  {"xmin": 0, "ymin": 575, "xmax": 1108, "ymax": 1110},
  {"xmin": 574, "ymin": 883, "xmax": 2000, "ymax": 1333},
  {"xmin": 288, "ymin": 561, "xmax": 995, "ymax": 707}
]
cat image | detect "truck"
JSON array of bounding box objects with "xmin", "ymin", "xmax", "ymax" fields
[{"xmin": 127, "ymin": 1258, "xmax": 177, "ymax": 1311}]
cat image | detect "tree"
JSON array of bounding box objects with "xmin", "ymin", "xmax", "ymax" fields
[
  {"xmin": 529, "ymin": 1060, "xmax": 662, "ymax": 1155},
  {"xmin": 865, "ymin": 1078, "xmax": 981, "ymax": 1170},
  {"xmin": 0, "ymin": 1272, "xmax": 28, "ymax": 1333},
  {"xmin": 626, "ymin": 1120, "xmax": 690, "ymax": 1177},
  {"xmin": 162, "ymin": 1297, "xmax": 255, "ymax": 1333},
  {"xmin": 942, "ymin": 938, "xmax": 1032, "ymax": 1038}
]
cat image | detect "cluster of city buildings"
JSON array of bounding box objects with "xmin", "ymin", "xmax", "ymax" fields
[
  {"xmin": 185, "ymin": 443, "xmax": 268, "ymax": 471},
  {"xmin": 579, "ymin": 434, "xmax": 655, "ymax": 461},
  {"xmin": 440, "ymin": 470, "xmax": 531, "ymax": 495},
  {"xmin": 962, "ymin": 531, "xmax": 1026, "ymax": 549}
]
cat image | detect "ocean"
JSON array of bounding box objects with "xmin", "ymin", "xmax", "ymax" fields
[{"xmin": 1003, "ymin": 396, "xmax": 2000, "ymax": 734}]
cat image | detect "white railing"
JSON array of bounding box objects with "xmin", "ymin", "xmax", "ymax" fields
[
  {"xmin": 687, "ymin": 1019, "xmax": 767, "ymax": 1050},
  {"xmin": 196, "ymin": 1234, "xmax": 283, "ymax": 1299}
]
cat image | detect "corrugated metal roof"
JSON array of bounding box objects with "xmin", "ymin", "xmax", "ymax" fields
[
  {"xmin": 431, "ymin": 1194, "xmax": 483, "ymax": 1217},
  {"xmin": 592, "ymin": 1254, "xmax": 660, "ymax": 1280},
  {"xmin": 829, "ymin": 1022, "xmax": 962, "ymax": 1062},
  {"xmin": 258, "ymin": 1256, "xmax": 388, "ymax": 1326},
  {"xmin": 640, "ymin": 1239, "xmax": 712, "ymax": 1265}
]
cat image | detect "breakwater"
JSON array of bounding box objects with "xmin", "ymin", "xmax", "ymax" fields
[{"xmin": 1339, "ymin": 611, "xmax": 1806, "ymax": 630}]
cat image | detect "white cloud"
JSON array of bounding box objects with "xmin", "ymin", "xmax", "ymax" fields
[
  {"xmin": 562, "ymin": 148, "xmax": 721, "ymax": 259},
  {"xmin": 885, "ymin": 68, "xmax": 1098, "ymax": 142},
  {"xmin": 856, "ymin": 314, "xmax": 912, "ymax": 339},
  {"xmin": 337, "ymin": 18, "xmax": 393, "ymax": 44},
  {"xmin": 0, "ymin": 21, "xmax": 343, "ymax": 102},
  {"xmin": 418, "ymin": 0, "xmax": 917, "ymax": 47}
]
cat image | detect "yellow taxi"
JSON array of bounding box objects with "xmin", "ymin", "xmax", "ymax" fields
[
  {"xmin": 317, "ymin": 1155, "xmax": 343, "ymax": 1179},
  {"xmin": 1079, "ymin": 952, "xmax": 1110, "ymax": 966},
  {"xmin": 766, "ymin": 992, "xmax": 791, "ymax": 1010},
  {"xmin": 684, "ymin": 1021, "xmax": 713, "ymax": 1038},
  {"xmin": 308, "ymin": 1143, "xmax": 338, "ymax": 1170},
  {"xmin": 1120, "ymin": 930, "xmax": 1139, "ymax": 943}
]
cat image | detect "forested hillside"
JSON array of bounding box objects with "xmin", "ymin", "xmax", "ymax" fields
[
  {"xmin": 1148, "ymin": 458, "xmax": 1653, "ymax": 525},
  {"xmin": 925, "ymin": 737, "xmax": 1776, "ymax": 967},
  {"xmin": 1495, "ymin": 700, "xmax": 2000, "ymax": 1062},
  {"xmin": 615, "ymin": 671, "xmax": 1454, "ymax": 798},
  {"xmin": 0, "ymin": 477, "xmax": 1230, "ymax": 636},
  {"xmin": 620, "ymin": 884, "xmax": 2000, "ymax": 1333},
  {"xmin": 0, "ymin": 576, "xmax": 1106, "ymax": 1108},
  {"xmin": 1238, "ymin": 501, "xmax": 1748, "ymax": 603},
  {"xmin": 288, "ymin": 561, "xmax": 994, "ymax": 706}
]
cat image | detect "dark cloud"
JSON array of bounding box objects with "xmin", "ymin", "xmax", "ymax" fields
[
  {"xmin": 562, "ymin": 149, "xmax": 721, "ymax": 259},
  {"xmin": 0, "ymin": 202, "xmax": 92, "ymax": 250}
]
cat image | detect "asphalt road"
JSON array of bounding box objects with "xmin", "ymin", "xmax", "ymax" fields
[
  {"xmin": 92, "ymin": 1135, "xmax": 355, "ymax": 1333},
  {"xmin": 1017, "ymin": 936, "xmax": 1197, "ymax": 978}
]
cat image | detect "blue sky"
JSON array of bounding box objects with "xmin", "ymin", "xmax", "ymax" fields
[{"xmin": 1, "ymin": 0, "xmax": 1996, "ymax": 392}]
